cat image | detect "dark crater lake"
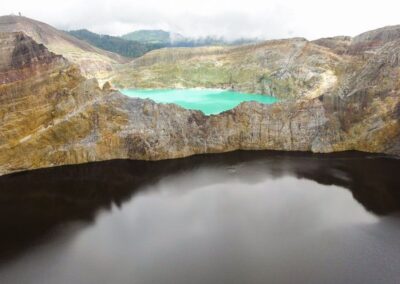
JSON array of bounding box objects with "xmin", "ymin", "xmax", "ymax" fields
[{"xmin": 0, "ymin": 151, "xmax": 400, "ymax": 284}]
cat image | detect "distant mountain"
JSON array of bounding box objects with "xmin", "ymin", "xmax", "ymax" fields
[
  {"xmin": 68, "ymin": 29, "xmax": 164, "ymax": 58},
  {"xmin": 122, "ymin": 29, "xmax": 175, "ymax": 45},
  {"xmin": 122, "ymin": 29, "xmax": 259, "ymax": 47}
]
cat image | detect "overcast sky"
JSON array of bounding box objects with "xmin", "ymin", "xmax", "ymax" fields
[{"xmin": 1, "ymin": 0, "xmax": 400, "ymax": 40}]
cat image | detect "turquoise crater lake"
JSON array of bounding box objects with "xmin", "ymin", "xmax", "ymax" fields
[{"xmin": 120, "ymin": 89, "xmax": 278, "ymax": 115}]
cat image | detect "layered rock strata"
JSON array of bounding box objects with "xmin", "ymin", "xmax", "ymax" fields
[{"xmin": 0, "ymin": 32, "xmax": 399, "ymax": 176}]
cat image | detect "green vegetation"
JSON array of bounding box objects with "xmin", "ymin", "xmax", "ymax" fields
[
  {"xmin": 122, "ymin": 30, "xmax": 172, "ymax": 45},
  {"xmin": 122, "ymin": 29, "xmax": 259, "ymax": 47},
  {"xmin": 68, "ymin": 29, "xmax": 259, "ymax": 58},
  {"xmin": 68, "ymin": 29, "xmax": 164, "ymax": 58}
]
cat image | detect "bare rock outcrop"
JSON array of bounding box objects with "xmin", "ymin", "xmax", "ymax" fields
[
  {"xmin": 0, "ymin": 32, "xmax": 67, "ymax": 84},
  {"xmin": 0, "ymin": 32, "xmax": 399, "ymax": 176},
  {"xmin": 0, "ymin": 15, "xmax": 127, "ymax": 81}
]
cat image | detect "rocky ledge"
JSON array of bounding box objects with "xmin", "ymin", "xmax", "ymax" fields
[{"xmin": 0, "ymin": 32, "xmax": 399, "ymax": 176}]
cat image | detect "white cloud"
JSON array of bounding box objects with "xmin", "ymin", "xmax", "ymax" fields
[{"xmin": 1, "ymin": 0, "xmax": 400, "ymax": 40}]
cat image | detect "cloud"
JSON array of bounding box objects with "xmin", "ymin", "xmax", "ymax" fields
[{"xmin": 1, "ymin": 0, "xmax": 400, "ymax": 40}]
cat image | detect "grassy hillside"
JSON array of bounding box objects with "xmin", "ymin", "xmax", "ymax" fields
[{"xmin": 68, "ymin": 29, "xmax": 164, "ymax": 58}]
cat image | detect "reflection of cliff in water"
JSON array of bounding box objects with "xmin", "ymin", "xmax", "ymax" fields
[{"xmin": 0, "ymin": 150, "xmax": 399, "ymax": 262}]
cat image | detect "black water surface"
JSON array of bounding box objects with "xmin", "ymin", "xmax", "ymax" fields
[{"xmin": 0, "ymin": 151, "xmax": 399, "ymax": 284}]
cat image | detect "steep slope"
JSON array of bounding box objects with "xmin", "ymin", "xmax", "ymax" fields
[
  {"xmin": 323, "ymin": 38, "xmax": 400, "ymax": 154},
  {"xmin": 348, "ymin": 25, "xmax": 400, "ymax": 54},
  {"xmin": 113, "ymin": 38, "xmax": 344, "ymax": 99},
  {"xmin": 0, "ymin": 32, "xmax": 398, "ymax": 176},
  {"xmin": 0, "ymin": 15, "xmax": 127, "ymax": 81},
  {"xmin": 0, "ymin": 32, "xmax": 67, "ymax": 84}
]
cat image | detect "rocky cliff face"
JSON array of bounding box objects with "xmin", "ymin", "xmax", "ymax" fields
[
  {"xmin": 0, "ymin": 16, "xmax": 127, "ymax": 82},
  {"xmin": 0, "ymin": 32, "xmax": 67, "ymax": 84},
  {"xmin": 0, "ymin": 31, "xmax": 399, "ymax": 176}
]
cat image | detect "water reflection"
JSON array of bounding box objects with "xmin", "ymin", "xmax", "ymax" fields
[{"xmin": 0, "ymin": 151, "xmax": 399, "ymax": 284}]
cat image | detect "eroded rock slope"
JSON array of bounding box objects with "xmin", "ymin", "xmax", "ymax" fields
[
  {"xmin": 0, "ymin": 31, "xmax": 399, "ymax": 176},
  {"xmin": 0, "ymin": 16, "xmax": 127, "ymax": 82}
]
